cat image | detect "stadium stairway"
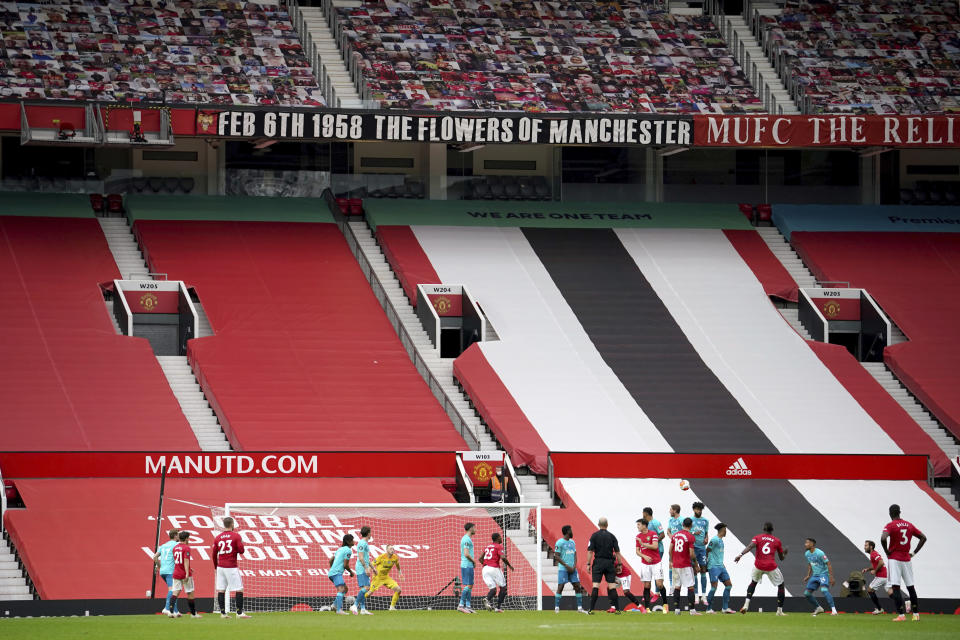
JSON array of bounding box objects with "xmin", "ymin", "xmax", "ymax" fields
[
  {"xmin": 713, "ymin": 11, "xmax": 800, "ymax": 115},
  {"xmin": 863, "ymin": 362, "xmax": 960, "ymax": 463},
  {"xmin": 347, "ymin": 219, "xmax": 499, "ymax": 453},
  {"xmin": 156, "ymin": 356, "xmax": 231, "ymax": 451},
  {"xmin": 0, "ymin": 536, "xmax": 32, "ymax": 600},
  {"xmin": 98, "ymin": 215, "xmax": 232, "ymax": 451},
  {"xmin": 295, "ymin": 4, "xmax": 364, "ymax": 108}
]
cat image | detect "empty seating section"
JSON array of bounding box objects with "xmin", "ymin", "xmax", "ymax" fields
[
  {"xmin": 758, "ymin": 0, "xmax": 960, "ymax": 114},
  {"xmin": 3, "ymin": 477, "xmax": 455, "ymax": 599},
  {"xmin": 337, "ymin": 1, "xmax": 763, "ymax": 112},
  {"xmin": 133, "ymin": 219, "xmax": 464, "ymax": 450},
  {"xmin": 0, "ymin": 0, "xmax": 323, "ymax": 105},
  {"xmin": 791, "ymin": 231, "xmax": 960, "ymax": 440},
  {"xmin": 0, "ymin": 215, "xmax": 197, "ymax": 450}
]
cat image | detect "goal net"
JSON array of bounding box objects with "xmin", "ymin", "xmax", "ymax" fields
[{"xmin": 210, "ymin": 503, "xmax": 543, "ymax": 613}]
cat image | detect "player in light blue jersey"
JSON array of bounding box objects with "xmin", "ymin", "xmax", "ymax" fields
[
  {"xmin": 643, "ymin": 507, "xmax": 665, "ymax": 609},
  {"xmin": 457, "ymin": 522, "xmax": 477, "ymax": 613},
  {"xmin": 691, "ymin": 502, "xmax": 709, "ymax": 605},
  {"xmin": 329, "ymin": 534, "xmax": 356, "ymax": 615},
  {"xmin": 152, "ymin": 529, "xmax": 180, "ymax": 616},
  {"xmin": 803, "ymin": 538, "xmax": 837, "ymax": 616},
  {"xmin": 667, "ymin": 504, "xmax": 682, "ymax": 590},
  {"xmin": 554, "ymin": 525, "xmax": 585, "ymax": 613},
  {"xmin": 705, "ymin": 523, "xmax": 734, "ymax": 614},
  {"xmin": 351, "ymin": 526, "xmax": 373, "ymax": 615}
]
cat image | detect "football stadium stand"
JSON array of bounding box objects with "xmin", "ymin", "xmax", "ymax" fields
[
  {"xmin": 791, "ymin": 230, "xmax": 960, "ymax": 443},
  {"xmin": 0, "ymin": 0, "xmax": 323, "ymax": 105},
  {"xmin": 336, "ymin": 0, "xmax": 765, "ymax": 112},
  {"xmin": 756, "ymin": 0, "xmax": 960, "ymax": 115},
  {"xmin": 131, "ymin": 199, "xmax": 465, "ymax": 451},
  {"xmin": 0, "ymin": 210, "xmax": 197, "ymax": 451}
]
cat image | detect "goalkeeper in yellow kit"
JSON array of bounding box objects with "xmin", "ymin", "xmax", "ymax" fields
[{"xmin": 368, "ymin": 544, "xmax": 404, "ymax": 610}]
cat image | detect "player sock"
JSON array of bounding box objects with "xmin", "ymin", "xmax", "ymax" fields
[
  {"xmin": 699, "ymin": 572, "xmax": 708, "ymax": 595},
  {"xmin": 335, "ymin": 592, "xmax": 344, "ymax": 612},
  {"xmin": 625, "ymin": 591, "xmax": 640, "ymax": 607},
  {"xmin": 722, "ymin": 585, "xmax": 731, "ymax": 611},
  {"xmin": 746, "ymin": 581, "xmax": 757, "ymax": 599},
  {"xmin": 487, "ymin": 587, "xmax": 497, "ymax": 605},
  {"xmin": 906, "ymin": 586, "xmax": 918, "ymax": 613},
  {"xmin": 642, "ymin": 587, "xmax": 650, "ymax": 610},
  {"xmin": 391, "ymin": 590, "xmax": 400, "ymax": 608},
  {"xmin": 687, "ymin": 587, "xmax": 696, "ymax": 611},
  {"xmin": 804, "ymin": 590, "xmax": 819, "ymax": 608},
  {"xmin": 463, "ymin": 587, "xmax": 472, "ymax": 609},
  {"xmin": 497, "ymin": 587, "xmax": 507, "ymax": 608},
  {"xmin": 589, "ymin": 587, "xmax": 599, "ymax": 611},
  {"xmin": 776, "ymin": 585, "xmax": 785, "ymax": 609},
  {"xmin": 357, "ymin": 587, "xmax": 367, "ymax": 610},
  {"xmin": 672, "ymin": 588, "xmax": 681, "ymax": 611},
  {"xmin": 822, "ymin": 590, "xmax": 835, "ymax": 610},
  {"xmin": 706, "ymin": 586, "xmax": 716, "ymax": 610},
  {"xmin": 555, "ymin": 590, "xmax": 562, "ymax": 609},
  {"xmin": 165, "ymin": 590, "xmax": 173, "ymax": 612},
  {"xmin": 607, "ymin": 587, "xmax": 618, "ymax": 611},
  {"xmin": 575, "ymin": 590, "xmax": 582, "ymax": 609},
  {"xmin": 868, "ymin": 590, "xmax": 881, "ymax": 610},
  {"xmin": 891, "ymin": 586, "xmax": 905, "ymax": 614},
  {"xmin": 235, "ymin": 592, "xmax": 244, "ymax": 615},
  {"xmin": 217, "ymin": 592, "xmax": 225, "ymax": 614},
  {"xmin": 187, "ymin": 599, "xmax": 196, "ymax": 615},
  {"xmin": 169, "ymin": 596, "xmax": 178, "ymax": 613}
]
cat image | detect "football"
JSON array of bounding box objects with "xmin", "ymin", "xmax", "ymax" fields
[{"xmin": 679, "ymin": 479, "xmax": 691, "ymax": 491}]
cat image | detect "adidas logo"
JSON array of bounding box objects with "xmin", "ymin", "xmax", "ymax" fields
[{"xmin": 726, "ymin": 457, "xmax": 752, "ymax": 476}]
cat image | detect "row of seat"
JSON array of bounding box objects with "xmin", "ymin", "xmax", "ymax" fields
[
  {"xmin": 738, "ymin": 202, "xmax": 773, "ymax": 225},
  {"xmin": 463, "ymin": 175, "xmax": 551, "ymax": 200},
  {"xmin": 899, "ymin": 181, "xmax": 960, "ymax": 205}
]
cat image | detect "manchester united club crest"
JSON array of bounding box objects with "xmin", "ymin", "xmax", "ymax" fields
[
  {"xmin": 139, "ymin": 292, "xmax": 159, "ymax": 311},
  {"xmin": 473, "ymin": 461, "xmax": 494, "ymax": 483},
  {"xmin": 433, "ymin": 295, "xmax": 452, "ymax": 315},
  {"xmin": 822, "ymin": 301, "xmax": 841, "ymax": 318}
]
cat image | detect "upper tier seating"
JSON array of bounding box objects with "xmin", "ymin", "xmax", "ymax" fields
[
  {"xmin": 337, "ymin": 0, "xmax": 764, "ymax": 112},
  {"xmin": 134, "ymin": 219, "xmax": 465, "ymax": 451},
  {"xmin": 0, "ymin": 214, "xmax": 197, "ymax": 450},
  {"xmin": 0, "ymin": 0, "xmax": 323, "ymax": 105},
  {"xmin": 758, "ymin": 0, "xmax": 960, "ymax": 114}
]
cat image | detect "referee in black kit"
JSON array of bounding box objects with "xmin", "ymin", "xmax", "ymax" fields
[{"xmin": 585, "ymin": 517, "xmax": 624, "ymax": 614}]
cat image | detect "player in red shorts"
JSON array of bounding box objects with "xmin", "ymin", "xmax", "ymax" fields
[
  {"xmin": 213, "ymin": 516, "xmax": 249, "ymax": 619},
  {"xmin": 881, "ymin": 504, "xmax": 926, "ymax": 622},
  {"xmin": 734, "ymin": 521, "xmax": 788, "ymax": 616},
  {"xmin": 170, "ymin": 530, "xmax": 200, "ymax": 619},
  {"xmin": 669, "ymin": 518, "xmax": 701, "ymax": 616},
  {"xmin": 480, "ymin": 532, "xmax": 514, "ymax": 612}
]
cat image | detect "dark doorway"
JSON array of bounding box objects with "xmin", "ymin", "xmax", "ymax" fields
[{"xmin": 440, "ymin": 328, "xmax": 462, "ymax": 358}]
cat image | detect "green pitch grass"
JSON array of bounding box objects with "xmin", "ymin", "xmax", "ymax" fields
[{"xmin": 2, "ymin": 610, "xmax": 959, "ymax": 640}]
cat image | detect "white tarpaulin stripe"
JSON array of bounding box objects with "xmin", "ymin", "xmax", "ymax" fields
[
  {"xmin": 614, "ymin": 228, "xmax": 901, "ymax": 455},
  {"xmin": 412, "ymin": 226, "xmax": 671, "ymax": 453},
  {"xmin": 790, "ymin": 480, "xmax": 960, "ymax": 599}
]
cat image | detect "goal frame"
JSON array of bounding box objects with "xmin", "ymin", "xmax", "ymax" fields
[{"xmin": 223, "ymin": 502, "xmax": 544, "ymax": 611}]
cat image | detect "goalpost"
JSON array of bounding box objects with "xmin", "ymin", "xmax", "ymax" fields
[{"xmin": 211, "ymin": 503, "xmax": 543, "ymax": 613}]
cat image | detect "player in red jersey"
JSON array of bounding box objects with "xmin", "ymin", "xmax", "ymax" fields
[
  {"xmin": 611, "ymin": 549, "xmax": 644, "ymax": 613},
  {"xmin": 480, "ymin": 532, "xmax": 514, "ymax": 612},
  {"xmin": 734, "ymin": 521, "xmax": 788, "ymax": 616},
  {"xmin": 881, "ymin": 504, "xmax": 926, "ymax": 622},
  {"xmin": 170, "ymin": 530, "xmax": 200, "ymax": 618},
  {"xmin": 669, "ymin": 518, "xmax": 701, "ymax": 616},
  {"xmin": 636, "ymin": 519, "xmax": 665, "ymax": 614},
  {"xmin": 213, "ymin": 516, "xmax": 249, "ymax": 619},
  {"xmin": 862, "ymin": 539, "xmax": 890, "ymax": 615}
]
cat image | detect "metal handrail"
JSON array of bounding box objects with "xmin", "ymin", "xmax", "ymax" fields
[{"xmin": 323, "ymin": 190, "xmax": 481, "ymax": 450}]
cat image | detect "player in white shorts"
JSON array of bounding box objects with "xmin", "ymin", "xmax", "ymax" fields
[
  {"xmin": 636, "ymin": 518, "xmax": 666, "ymax": 613},
  {"xmin": 213, "ymin": 516, "xmax": 250, "ymax": 618}
]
